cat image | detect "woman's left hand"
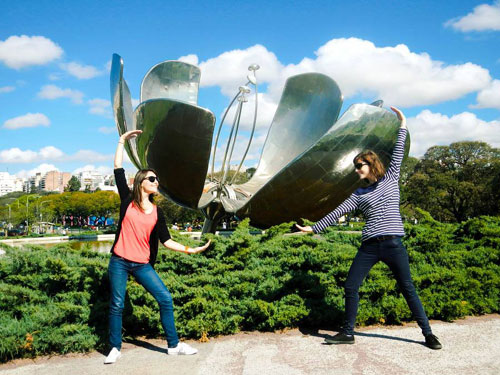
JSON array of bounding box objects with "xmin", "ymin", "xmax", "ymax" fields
[
  {"xmin": 190, "ymin": 239, "xmax": 211, "ymax": 254},
  {"xmin": 295, "ymin": 224, "xmax": 314, "ymax": 233}
]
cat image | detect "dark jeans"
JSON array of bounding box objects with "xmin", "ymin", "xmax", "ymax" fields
[
  {"xmin": 343, "ymin": 237, "xmax": 432, "ymax": 336},
  {"xmin": 108, "ymin": 255, "xmax": 179, "ymax": 349}
]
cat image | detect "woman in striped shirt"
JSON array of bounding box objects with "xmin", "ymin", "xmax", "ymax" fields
[{"xmin": 297, "ymin": 107, "xmax": 442, "ymax": 350}]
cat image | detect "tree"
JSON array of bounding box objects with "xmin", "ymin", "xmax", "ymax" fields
[
  {"xmin": 155, "ymin": 195, "xmax": 202, "ymax": 224},
  {"xmin": 405, "ymin": 141, "xmax": 500, "ymax": 222},
  {"xmin": 206, "ymin": 169, "xmax": 250, "ymax": 185},
  {"xmin": 65, "ymin": 176, "xmax": 81, "ymax": 192}
]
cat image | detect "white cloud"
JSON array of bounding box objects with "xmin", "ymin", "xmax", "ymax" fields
[
  {"xmin": 16, "ymin": 164, "xmax": 59, "ymax": 178},
  {"xmin": 221, "ymin": 92, "xmax": 278, "ymax": 131},
  {"xmin": 38, "ymin": 84, "xmax": 84, "ymax": 104},
  {"xmin": 60, "ymin": 61, "xmax": 102, "ymax": 79},
  {"xmin": 178, "ymin": 54, "xmax": 199, "ymax": 66},
  {"xmin": 445, "ymin": 2, "xmax": 500, "ymax": 32},
  {"xmin": 39, "ymin": 146, "xmax": 64, "ymax": 159},
  {"xmin": 72, "ymin": 164, "xmax": 112, "ymax": 175},
  {"xmin": 0, "ymin": 35, "xmax": 63, "ymax": 69},
  {"xmin": 88, "ymin": 98, "xmax": 112, "ymax": 117},
  {"xmin": 98, "ymin": 126, "xmax": 116, "ymax": 134},
  {"xmin": 211, "ymin": 131, "xmax": 267, "ymax": 170},
  {"xmin": 48, "ymin": 72, "xmax": 63, "ymax": 81},
  {"xmin": 194, "ymin": 39, "xmax": 491, "ymax": 108},
  {"xmin": 407, "ymin": 110, "xmax": 500, "ymax": 156},
  {"xmin": 131, "ymin": 98, "xmax": 140, "ymax": 108},
  {"xmin": 473, "ymin": 79, "xmax": 500, "ymax": 109},
  {"xmin": 198, "ymin": 45, "xmax": 284, "ymax": 96},
  {"xmin": 0, "ymin": 146, "xmax": 112, "ymax": 163},
  {"xmin": 0, "ymin": 86, "xmax": 15, "ymax": 94},
  {"xmin": 280, "ymin": 38, "xmax": 491, "ymax": 107},
  {"xmin": 69, "ymin": 150, "xmax": 112, "ymax": 162},
  {"xmin": 3, "ymin": 113, "xmax": 50, "ymax": 129},
  {"xmin": 0, "ymin": 148, "xmax": 38, "ymax": 163}
]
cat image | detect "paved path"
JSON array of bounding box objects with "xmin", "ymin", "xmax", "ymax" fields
[{"xmin": 1, "ymin": 315, "xmax": 499, "ymax": 375}]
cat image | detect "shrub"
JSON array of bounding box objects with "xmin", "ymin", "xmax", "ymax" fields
[{"xmin": 0, "ymin": 214, "xmax": 499, "ymax": 362}]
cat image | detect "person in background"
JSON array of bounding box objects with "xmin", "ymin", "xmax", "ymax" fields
[
  {"xmin": 105, "ymin": 130, "xmax": 211, "ymax": 364},
  {"xmin": 296, "ymin": 107, "xmax": 442, "ymax": 350}
]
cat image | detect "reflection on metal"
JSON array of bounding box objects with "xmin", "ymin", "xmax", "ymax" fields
[
  {"xmin": 110, "ymin": 54, "xmax": 215, "ymax": 208},
  {"xmin": 141, "ymin": 61, "xmax": 200, "ymax": 104},
  {"xmin": 110, "ymin": 54, "xmax": 410, "ymax": 233}
]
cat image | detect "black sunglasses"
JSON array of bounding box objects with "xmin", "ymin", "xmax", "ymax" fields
[
  {"xmin": 143, "ymin": 176, "xmax": 159, "ymax": 183},
  {"xmin": 354, "ymin": 162, "xmax": 369, "ymax": 170}
]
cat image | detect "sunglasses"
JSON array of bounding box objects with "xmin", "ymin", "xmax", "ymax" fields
[
  {"xmin": 354, "ymin": 162, "xmax": 369, "ymax": 170},
  {"xmin": 143, "ymin": 176, "xmax": 159, "ymax": 183}
]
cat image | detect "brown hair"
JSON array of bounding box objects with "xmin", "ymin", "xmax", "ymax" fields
[
  {"xmin": 353, "ymin": 150, "xmax": 386, "ymax": 181},
  {"xmin": 131, "ymin": 169, "xmax": 157, "ymax": 211}
]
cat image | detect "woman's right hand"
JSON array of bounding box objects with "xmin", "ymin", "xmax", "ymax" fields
[
  {"xmin": 295, "ymin": 224, "xmax": 313, "ymax": 233},
  {"xmin": 115, "ymin": 130, "xmax": 142, "ymax": 168},
  {"xmin": 120, "ymin": 130, "xmax": 142, "ymax": 142}
]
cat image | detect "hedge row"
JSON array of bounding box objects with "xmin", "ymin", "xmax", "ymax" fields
[{"xmin": 0, "ymin": 213, "xmax": 499, "ymax": 362}]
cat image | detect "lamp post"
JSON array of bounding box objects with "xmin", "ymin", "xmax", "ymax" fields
[
  {"xmin": 3, "ymin": 198, "xmax": 17, "ymax": 236},
  {"xmin": 25, "ymin": 195, "xmax": 40, "ymax": 235},
  {"xmin": 39, "ymin": 200, "xmax": 50, "ymax": 234}
]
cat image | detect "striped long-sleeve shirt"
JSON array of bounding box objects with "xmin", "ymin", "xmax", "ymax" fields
[{"xmin": 312, "ymin": 128, "xmax": 407, "ymax": 241}]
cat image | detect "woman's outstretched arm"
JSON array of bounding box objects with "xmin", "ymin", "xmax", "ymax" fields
[
  {"xmin": 385, "ymin": 107, "xmax": 408, "ymax": 180},
  {"xmin": 296, "ymin": 193, "xmax": 359, "ymax": 233},
  {"xmin": 163, "ymin": 239, "xmax": 211, "ymax": 254},
  {"xmin": 114, "ymin": 130, "xmax": 142, "ymax": 169}
]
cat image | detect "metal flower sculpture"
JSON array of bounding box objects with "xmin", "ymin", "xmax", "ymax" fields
[{"xmin": 110, "ymin": 54, "xmax": 409, "ymax": 233}]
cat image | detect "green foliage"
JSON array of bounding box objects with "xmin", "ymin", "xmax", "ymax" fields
[
  {"xmin": 1, "ymin": 214, "xmax": 499, "ymax": 362},
  {"xmin": 65, "ymin": 176, "xmax": 81, "ymax": 192},
  {"xmin": 403, "ymin": 141, "xmax": 500, "ymax": 222}
]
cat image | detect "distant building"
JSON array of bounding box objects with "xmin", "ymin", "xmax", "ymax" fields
[
  {"xmin": 96, "ymin": 174, "xmax": 118, "ymax": 192},
  {"xmin": 78, "ymin": 170, "xmax": 105, "ymax": 191},
  {"xmin": 0, "ymin": 172, "xmax": 25, "ymax": 196},
  {"xmin": 28, "ymin": 173, "xmax": 43, "ymax": 193},
  {"xmin": 41, "ymin": 171, "xmax": 71, "ymax": 192}
]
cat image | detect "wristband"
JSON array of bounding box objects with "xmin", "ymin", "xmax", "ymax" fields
[{"xmin": 184, "ymin": 245, "xmax": 190, "ymax": 254}]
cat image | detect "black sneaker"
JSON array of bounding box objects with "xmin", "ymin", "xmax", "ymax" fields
[
  {"xmin": 325, "ymin": 332, "xmax": 355, "ymax": 344},
  {"xmin": 425, "ymin": 334, "xmax": 442, "ymax": 350}
]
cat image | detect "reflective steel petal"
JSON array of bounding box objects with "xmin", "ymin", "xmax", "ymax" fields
[
  {"xmin": 134, "ymin": 100, "xmax": 215, "ymax": 208},
  {"xmin": 110, "ymin": 53, "xmax": 141, "ymax": 168},
  {"xmin": 215, "ymin": 73, "xmax": 343, "ymax": 214},
  {"xmin": 234, "ymin": 104, "xmax": 409, "ymax": 228},
  {"xmin": 140, "ymin": 61, "xmax": 200, "ymax": 105}
]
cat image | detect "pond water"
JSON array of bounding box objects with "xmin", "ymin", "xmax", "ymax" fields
[
  {"xmin": 68, "ymin": 240, "xmax": 114, "ymax": 253},
  {"xmin": 36, "ymin": 240, "xmax": 114, "ymax": 253}
]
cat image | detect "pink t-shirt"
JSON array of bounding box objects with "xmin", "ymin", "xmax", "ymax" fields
[{"xmin": 114, "ymin": 202, "xmax": 158, "ymax": 263}]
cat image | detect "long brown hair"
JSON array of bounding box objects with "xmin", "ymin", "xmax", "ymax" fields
[
  {"xmin": 131, "ymin": 169, "xmax": 157, "ymax": 211},
  {"xmin": 353, "ymin": 150, "xmax": 386, "ymax": 181}
]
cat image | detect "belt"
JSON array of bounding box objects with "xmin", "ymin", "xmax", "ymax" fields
[{"xmin": 362, "ymin": 235, "xmax": 400, "ymax": 244}]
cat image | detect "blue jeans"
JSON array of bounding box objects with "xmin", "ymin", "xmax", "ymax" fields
[
  {"xmin": 343, "ymin": 237, "xmax": 432, "ymax": 336},
  {"xmin": 108, "ymin": 255, "xmax": 179, "ymax": 349}
]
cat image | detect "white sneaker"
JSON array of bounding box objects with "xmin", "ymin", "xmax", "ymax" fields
[
  {"xmin": 167, "ymin": 342, "xmax": 198, "ymax": 355},
  {"xmin": 104, "ymin": 347, "xmax": 121, "ymax": 364}
]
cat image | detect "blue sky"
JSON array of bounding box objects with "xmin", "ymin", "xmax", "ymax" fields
[{"xmin": 1, "ymin": 0, "xmax": 499, "ymax": 177}]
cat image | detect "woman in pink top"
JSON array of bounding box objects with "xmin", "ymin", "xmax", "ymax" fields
[{"xmin": 104, "ymin": 130, "xmax": 211, "ymax": 364}]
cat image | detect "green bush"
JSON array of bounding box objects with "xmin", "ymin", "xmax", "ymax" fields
[{"xmin": 0, "ymin": 214, "xmax": 499, "ymax": 362}]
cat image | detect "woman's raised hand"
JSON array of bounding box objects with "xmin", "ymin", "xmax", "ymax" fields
[
  {"xmin": 295, "ymin": 224, "xmax": 313, "ymax": 233},
  {"xmin": 120, "ymin": 130, "xmax": 142, "ymax": 142},
  {"xmin": 115, "ymin": 130, "xmax": 143, "ymax": 168},
  {"xmin": 390, "ymin": 107, "xmax": 407, "ymax": 129}
]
